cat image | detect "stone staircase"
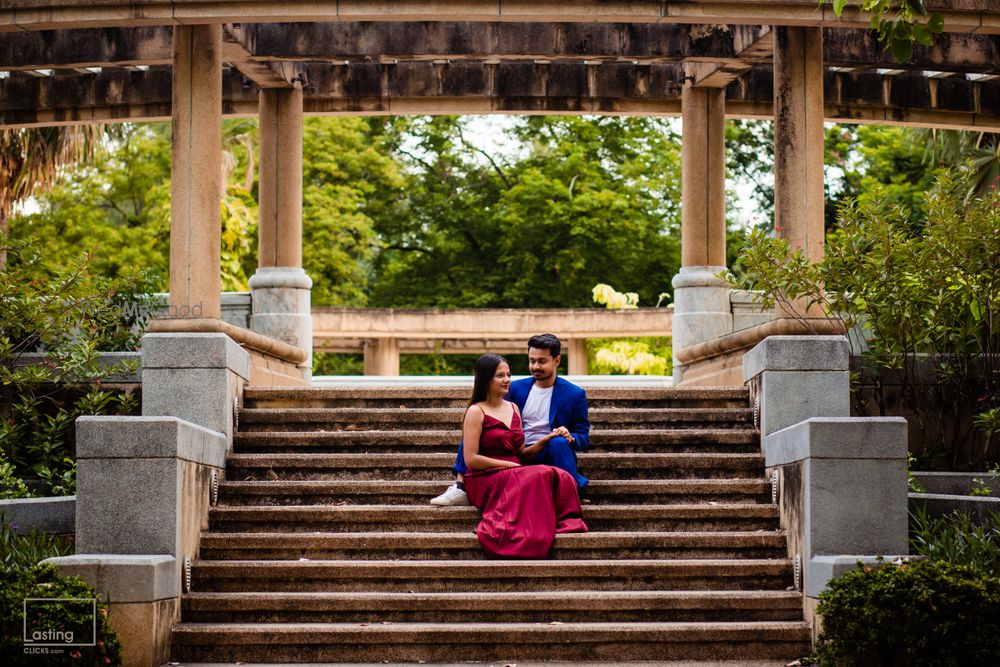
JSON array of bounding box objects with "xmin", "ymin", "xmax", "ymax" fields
[{"xmin": 171, "ymin": 386, "xmax": 811, "ymax": 663}]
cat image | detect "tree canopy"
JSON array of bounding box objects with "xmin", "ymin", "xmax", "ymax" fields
[{"xmin": 5, "ymin": 114, "xmax": 990, "ymax": 311}]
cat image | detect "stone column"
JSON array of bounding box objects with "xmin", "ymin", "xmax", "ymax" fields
[
  {"xmin": 170, "ymin": 25, "xmax": 222, "ymax": 320},
  {"xmin": 567, "ymin": 338, "xmax": 589, "ymax": 376},
  {"xmin": 671, "ymin": 84, "xmax": 732, "ymax": 383},
  {"xmin": 249, "ymin": 85, "xmax": 313, "ymax": 381},
  {"xmin": 364, "ymin": 338, "xmax": 400, "ymax": 376},
  {"xmin": 773, "ymin": 26, "xmax": 825, "ymax": 264}
]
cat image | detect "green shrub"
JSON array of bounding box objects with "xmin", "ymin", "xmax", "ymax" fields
[
  {"xmin": 910, "ymin": 506, "xmax": 1000, "ymax": 577},
  {"xmin": 729, "ymin": 164, "xmax": 1000, "ymax": 468},
  {"xmin": 1, "ymin": 232, "xmax": 151, "ymax": 495},
  {"xmin": 0, "ymin": 515, "xmax": 72, "ymax": 571},
  {"xmin": 813, "ymin": 558, "xmax": 1000, "ymax": 666},
  {"xmin": 1, "ymin": 449, "xmax": 32, "ymax": 499},
  {"xmin": 0, "ymin": 563, "xmax": 122, "ymax": 666}
]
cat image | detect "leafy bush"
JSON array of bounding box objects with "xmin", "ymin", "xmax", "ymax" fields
[
  {"xmin": 0, "ymin": 563, "xmax": 122, "ymax": 666},
  {"xmin": 1, "ymin": 232, "xmax": 150, "ymax": 496},
  {"xmin": 589, "ymin": 283, "xmax": 671, "ymax": 375},
  {"xmin": 729, "ymin": 164, "xmax": 1000, "ymax": 468},
  {"xmin": 0, "ymin": 515, "xmax": 72, "ymax": 571},
  {"xmin": 812, "ymin": 558, "xmax": 1000, "ymax": 665},
  {"xmin": 1, "ymin": 449, "xmax": 32, "ymax": 499},
  {"xmin": 910, "ymin": 506, "xmax": 1000, "ymax": 577}
]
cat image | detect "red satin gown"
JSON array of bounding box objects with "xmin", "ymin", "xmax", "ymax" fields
[{"xmin": 463, "ymin": 405, "xmax": 588, "ymax": 558}]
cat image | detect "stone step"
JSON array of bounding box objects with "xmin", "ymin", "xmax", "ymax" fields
[
  {"xmin": 180, "ymin": 589, "xmax": 804, "ymax": 624},
  {"xmin": 206, "ymin": 504, "xmax": 780, "ymax": 534},
  {"xmin": 238, "ymin": 407, "xmax": 754, "ymax": 432},
  {"xmin": 224, "ymin": 452, "xmax": 766, "ymax": 481},
  {"xmin": 231, "ymin": 428, "xmax": 760, "ymax": 454},
  {"xmin": 244, "ymin": 386, "xmax": 749, "ymax": 410},
  {"xmin": 216, "ymin": 478, "xmax": 773, "ymax": 506},
  {"xmin": 190, "ymin": 559, "xmax": 795, "ymax": 593},
  {"xmin": 197, "ymin": 530, "xmax": 787, "ymax": 560},
  {"xmin": 170, "ymin": 620, "xmax": 812, "ymax": 662}
]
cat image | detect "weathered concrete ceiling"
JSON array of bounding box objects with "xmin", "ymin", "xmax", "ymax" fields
[
  {"xmin": 1, "ymin": 1, "xmax": 997, "ymax": 35},
  {"xmin": 3, "ymin": 24, "xmax": 998, "ymax": 74},
  {"xmin": 3, "ymin": 60, "xmax": 997, "ymax": 131}
]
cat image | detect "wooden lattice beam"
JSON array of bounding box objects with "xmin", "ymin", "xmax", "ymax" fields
[
  {"xmin": 1, "ymin": 1, "xmax": 997, "ymax": 35},
  {"xmin": 3, "ymin": 61, "xmax": 998, "ymax": 131},
  {"xmin": 3, "ymin": 24, "xmax": 998, "ymax": 76}
]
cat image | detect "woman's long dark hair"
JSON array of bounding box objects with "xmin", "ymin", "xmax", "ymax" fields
[{"xmin": 469, "ymin": 353, "xmax": 508, "ymax": 407}]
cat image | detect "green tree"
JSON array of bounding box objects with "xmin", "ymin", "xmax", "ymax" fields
[
  {"xmin": 0, "ymin": 126, "xmax": 106, "ymax": 268},
  {"xmin": 9, "ymin": 124, "xmax": 171, "ymax": 286},
  {"xmin": 301, "ymin": 117, "xmax": 405, "ymax": 306},
  {"xmin": 370, "ymin": 116, "xmax": 682, "ymax": 308}
]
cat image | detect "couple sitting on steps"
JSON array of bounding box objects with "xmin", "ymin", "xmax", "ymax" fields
[{"xmin": 430, "ymin": 333, "xmax": 590, "ymax": 558}]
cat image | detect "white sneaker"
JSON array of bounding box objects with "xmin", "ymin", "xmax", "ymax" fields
[{"xmin": 430, "ymin": 484, "xmax": 470, "ymax": 506}]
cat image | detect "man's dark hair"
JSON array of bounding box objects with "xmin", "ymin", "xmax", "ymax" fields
[{"xmin": 527, "ymin": 333, "xmax": 561, "ymax": 358}]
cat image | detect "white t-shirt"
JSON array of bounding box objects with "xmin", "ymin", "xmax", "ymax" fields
[{"xmin": 521, "ymin": 384, "xmax": 554, "ymax": 445}]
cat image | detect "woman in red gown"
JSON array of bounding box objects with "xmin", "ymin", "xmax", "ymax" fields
[{"xmin": 461, "ymin": 353, "xmax": 588, "ymax": 558}]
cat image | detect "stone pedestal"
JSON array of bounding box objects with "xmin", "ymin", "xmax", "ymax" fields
[
  {"xmin": 74, "ymin": 417, "xmax": 226, "ymax": 558},
  {"xmin": 766, "ymin": 418, "xmax": 909, "ymax": 599},
  {"xmin": 743, "ymin": 335, "xmax": 850, "ymax": 438},
  {"xmin": 141, "ymin": 332, "xmax": 250, "ymax": 444},
  {"xmin": 744, "ymin": 336, "xmax": 909, "ymax": 639},
  {"xmin": 44, "ymin": 555, "xmax": 178, "ymax": 667},
  {"xmin": 671, "ymin": 266, "xmax": 733, "ymax": 383},
  {"xmin": 249, "ymin": 267, "xmax": 313, "ymax": 381}
]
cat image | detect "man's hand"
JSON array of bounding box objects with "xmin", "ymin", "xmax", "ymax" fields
[{"xmin": 552, "ymin": 426, "xmax": 574, "ymax": 443}]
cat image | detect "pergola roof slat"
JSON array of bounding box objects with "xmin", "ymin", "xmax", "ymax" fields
[{"xmin": 4, "ymin": 60, "xmax": 999, "ymax": 131}]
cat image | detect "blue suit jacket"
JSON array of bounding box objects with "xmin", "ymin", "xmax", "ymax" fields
[{"xmin": 506, "ymin": 376, "xmax": 591, "ymax": 452}]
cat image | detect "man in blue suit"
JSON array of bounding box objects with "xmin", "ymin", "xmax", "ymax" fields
[{"xmin": 430, "ymin": 333, "xmax": 591, "ymax": 506}]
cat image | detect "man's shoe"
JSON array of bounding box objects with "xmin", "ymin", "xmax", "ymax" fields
[{"xmin": 430, "ymin": 484, "xmax": 470, "ymax": 506}]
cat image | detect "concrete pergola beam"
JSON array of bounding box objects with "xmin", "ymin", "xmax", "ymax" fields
[
  {"xmin": 221, "ymin": 24, "xmax": 303, "ymax": 88},
  {"xmin": 311, "ymin": 307, "xmax": 652, "ymax": 375},
  {"xmin": 4, "ymin": 61, "xmax": 999, "ymax": 131},
  {"xmin": 4, "ymin": 24, "xmax": 999, "ymax": 73},
  {"xmin": 312, "ymin": 307, "xmax": 673, "ymax": 342},
  {"xmin": 1, "ymin": 1, "xmax": 997, "ymax": 35},
  {"xmin": 687, "ymin": 25, "xmax": 774, "ymax": 88}
]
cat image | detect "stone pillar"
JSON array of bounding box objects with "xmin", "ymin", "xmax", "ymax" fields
[
  {"xmin": 773, "ymin": 26, "xmax": 825, "ymax": 264},
  {"xmin": 364, "ymin": 338, "xmax": 399, "ymax": 376},
  {"xmin": 672, "ymin": 84, "xmax": 732, "ymax": 383},
  {"xmin": 568, "ymin": 338, "xmax": 589, "ymax": 376},
  {"xmin": 249, "ymin": 85, "xmax": 313, "ymax": 381},
  {"xmin": 170, "ymin": 25, "xmax": 222, "ymax": 320}
]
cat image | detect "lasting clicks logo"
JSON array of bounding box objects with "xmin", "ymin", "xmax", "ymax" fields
[{"xmin": 23, "ymin": 598, "xmax": 97, "ymax": 648}]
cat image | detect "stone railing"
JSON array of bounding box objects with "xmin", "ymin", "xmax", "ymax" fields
[
  {"xmin": 743, "ymin": 335, "xmax": 908, "ymax": 640},
  {"xmin": 674, "ymin": 284, "xmax": 846, "ymax": 387},
  {"xmin": 150, "ymin": 289, "xmax": 310, "ymax": 384},
  {"xmin": 312, "ymin": 307, "xmax": 673, "ymax": 376},
  {"xmin": 45, "ymin": 332, "xmax": 249, "ymax": 666}
]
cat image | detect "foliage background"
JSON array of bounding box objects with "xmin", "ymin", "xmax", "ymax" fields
[{"xmin": 7, "ymin": 115, "xmax": 998, "ymax": 378}]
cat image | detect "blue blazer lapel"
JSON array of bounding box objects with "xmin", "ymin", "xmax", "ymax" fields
[{"xmin": 548, "ymin": 377, "xmax": 563, "ymax": 426}]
